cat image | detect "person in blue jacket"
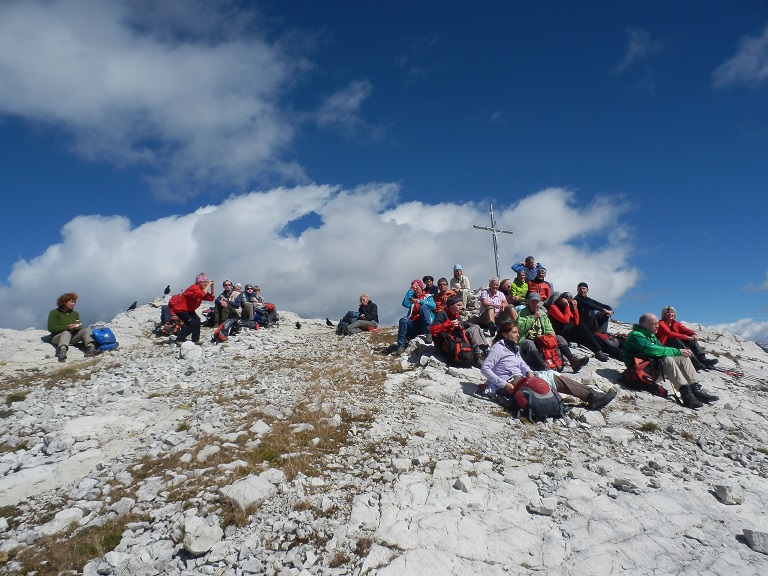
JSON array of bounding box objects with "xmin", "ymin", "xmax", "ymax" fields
[{"xmin": 396, "ymin": 279, "xmax": 436, "ymax": 354}]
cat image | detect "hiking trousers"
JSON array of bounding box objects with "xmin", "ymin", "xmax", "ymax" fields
[
  {"xmin": 658, "ymin": 356, "xmax": 698, "ymax": 392},
  {"xmin": 347, "ymin": 320, "xmax": 377, "ymax": 334},
  {"xmin": 553, "ymin": 374, "xmax": 590, "ymax": 401},
  {"xmin": 52, "ymin": 328, "xmax": 93, "ymax": 349}
]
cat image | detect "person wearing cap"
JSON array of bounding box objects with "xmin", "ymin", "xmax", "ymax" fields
[
  {"xmin": 526, "ymin": 267, "xmax": 552, "ymax": 301},
  {"xmin": 168, "ymin": 273, "xmax": 216, "ymax": 344},
  {"xmin": 449, "ymin": 265, "xmax": 471, "ymax": 308},
  {"xmin": 516, "ymin": 292, "xmax": 589, "ymax": 373},
  {"xmin": 574, "ymin": 282, "xmax": 614, "ymax": 334},
  {"xmin": 547, "ymin": 292, "xmax": 612, "ymax": 362},
  {"xmin": 430, "ymin": 294, "xmax": 488, "ymax": 367},
  {"xmin": 396, "ymin": 279, "xmax": 436, "ymax": 353},
  {"xmin": 511, "ymin": 256, "xmax": 545, "ymax": 282},
  {"xmin": 345, "ymin": 294, "xmax": 380, "ymax": 335}
]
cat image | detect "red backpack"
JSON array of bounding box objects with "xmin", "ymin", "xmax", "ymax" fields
[
  {"xmin": 620, "ymin": 358, "xmax": 668, "ymax": 397},
  {"xmin": 501, "ymin": 376, "xmax": 567, "ymax": 421},
  {"xmin": 535, "ymin": 333, "xmax": 564, "ymax": 371}
]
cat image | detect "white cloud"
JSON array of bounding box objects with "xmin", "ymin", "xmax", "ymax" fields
[
  {"xmin": 711, "ymin": 318, "xmax": 768, "ymax": 344},
  {"xmin": 713, "ymin": 23, "xmax": 768, "ymax": 87},
  {"xmin": 315, "ymin": 80, "xmax": 373, "ymax": 132},
  {"xmin": 0, "ymin": 185, "xmax": 640, "ymax": 331},
  {"xmin": 0, "ymin": 0, "xmax": 308, "ymax": 199},
  {"xmin": 615, "ymin": 27, "xmax": 666, "ymax": 73}
]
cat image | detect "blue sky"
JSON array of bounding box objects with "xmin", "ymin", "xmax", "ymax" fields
[{"xmin": 1, "ymin": 0, "xmax": 767, "ymax": 340}]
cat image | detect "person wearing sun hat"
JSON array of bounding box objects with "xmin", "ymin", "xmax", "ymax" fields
[{"xmin": 449, "ymin": 264, "xmax": 471, "ymax": 308}]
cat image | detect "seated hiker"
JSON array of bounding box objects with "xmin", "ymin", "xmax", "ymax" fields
[
  {"xmin": 432, "ymin": 277, "xmax": 456, "ymax": 313},
  {"xmin": 508, "ymin": 269, "xmax": 529, "ymax": 307},
  {"xmin": 396, "ymin": 279, "xmax": 436, "ymax": 354},
  {"xmin": 430, "ymin": 294, "xmax": 488, "ymax": 368},
  {"xmin": 168, "ymin": 273, "xmax": 216, "ymax": 344},
  {"xmin": 547, "ymin": 292, "xmax": 615, "ymax": 362},
  {"xmin": 511, "ymin": 256, "xmax": 545, "ymax": 282},
  {"xmin": 516, "ymin": 292, "xmax": 589, "ymax": 373},
  {"xmin": 527, "ymin": 267, "xmax": 552, "ymax": 302},
  {"xmin": 480, "ymin": 322, "xmax": 616, "ymax": 410},
  {"xmin": 241, "ymin": 284, "xmax": 265, "ymax": 320},
  {"xmin": 449, "ymin": 264, "xmax": 471, "ymax": 308},
  {"xmin": 479, "ymin": 277, "xmax": 514, "ymax": 336},
  {"xmin": 575, "ymin": 282, "xmax": 614, "ymax": 334},
  {"xmin": 346, "ymin": 294, "xmax": 380, "ymax": 334},
  {"xmin": 423, "ymin": 275, "xmax": 439, "ymax": 296},
  {"xmin": 623, "ymin": 313, "xmax": 719, "ymax": 410},
  {"xmin": 213, "ymin": 279, "xmax": 243, "ymax": 324},
  {"xmin": 48, "ymin": 292, "xmax": 97, "ymax": 362},
  {"xmin": 657, "ymin": 306, "xmax": 718, "ymax": 371}
]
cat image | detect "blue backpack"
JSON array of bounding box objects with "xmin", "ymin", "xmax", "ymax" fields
[{"xmin": 92, "ymin": 325, "xmax": 119, "ymax": 351}]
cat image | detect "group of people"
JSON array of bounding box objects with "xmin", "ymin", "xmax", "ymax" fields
[{"xmin": 393, "ymin": 256, "xmax": 721, "ymax": 412}]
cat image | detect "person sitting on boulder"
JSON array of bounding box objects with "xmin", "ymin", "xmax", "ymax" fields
[
  {"xmin": 511, "ymin": 256, "xmax": 545, "ymax": 282},
  {"xmin": 396, "ymin": 279, "xmax": 436, "ymax": 354},
  {"xmin": 449, "ymin": 264, "xmax": 471, "ymax": 308},
  {"xmin": 508, "ymin": 269, "xmax": 529, "ymax": 307},
  {"xmin": 547, "ymin": 292, "xmax": 614, "ymax": 362},
  {"xmin": 623, "ymin": 313, "xmax": 719, "ymax": 410},
  {"xmin": 422, "ymin": 275, "xmax": 439, "ymax": 296},
  {"xmin": 213, "ymin": 280, "xmax": 243, "ymax": 325},
  {"xmin": 47, "ymin": 292, "xmax": 97, "ymax": 362},
  {"xmin": 241, "ymin": 284, "xmax": 263, "ymax": 321},
  {"xmin": 657, "ymin": 306, "xmax": 718, "ymax": 371},
  {"xmin": 480, "ymin": 322, "xmax": 616, "ymax": 410},
  {"xmin": 526, "ymin": 267, "xmax": 552, "ymax": 302},
  {"xmin": 430, "ymin": 294, "xmax": 488, "ymax": 368},
  {"xmin": 345, "ymin": 294, "xmax": 380, "ymax": 334},
  {"xmin": 516, "ymin": 292, "xmax": 589, "ymax": 373},
  {"xmin": 168, "ymin": 273, "xmax": 216, "ymax": 344},
  {"xmin": 479, "ymin": 277, "xmax": 514, "ymax": 336},
  {"xmin": 574, "ymin": 282, "xmax": 614, "ymax": 334},
  {"xmin": 432, "ymin": 278, "xmax": 456, "ymax": 313}
]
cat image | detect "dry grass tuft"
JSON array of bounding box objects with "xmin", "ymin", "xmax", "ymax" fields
[{"xmin": 10, "ymin": 513, "xmax": 146, "ymax": 576}]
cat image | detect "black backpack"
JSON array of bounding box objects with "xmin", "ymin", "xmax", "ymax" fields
[
  {"xmin": 497, "ymin": 376, "xmax": 568, "ymax": 422},
  {"xmin": 211, "ymin": 318, "xmax": 241, "ymax": 343},
  {"xmin": 434, "ymin": 328, "xmax": 474, "ymax": 367}
]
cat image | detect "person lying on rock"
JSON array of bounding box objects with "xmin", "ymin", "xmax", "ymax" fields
[
  {"xmin": 657, "ymin": 306, "xmax": 718, "ymax": 371},
  {"xmin": 480, "ymin": 322, "xmax": 616, "ymax": 410},
  {"xmin": 48, "ymin": 292, "xmax": 97, "ymax": 362},
  {"xmin": 623, "ymin": 313, "xmax": 719, "ymax": 410}
]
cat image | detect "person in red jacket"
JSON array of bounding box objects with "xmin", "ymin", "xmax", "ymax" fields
[
  {"xmin": 547, "ymin": 292, "xmax": 618, "ymax": 362},
  {"xmin": 430, "ymin": 295, "xmax": 488, "ymax": 367},
  {"xmin": 527, "ymin": 267, "xmax": 552, "ymax": 301},
  {"xmin": 168, "ymin": 273, "xmax": 216, "ymax": 344},
  {"xmin": 657, "ymin": 306, "xmax": 717, "ymax": 370}
]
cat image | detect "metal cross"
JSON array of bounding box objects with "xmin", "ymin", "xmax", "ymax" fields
[{"xmin": 473, "ymin": 203, "xmax": 513, "ymax": 278}]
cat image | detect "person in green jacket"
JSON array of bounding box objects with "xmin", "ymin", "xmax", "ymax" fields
[
  {"xmin": 48, "ymin": 292, "xmax": 96, "ymax": 362},
  {"xmin": 623, "ymin": 313, "xmax": 719, "ymax": 409}
]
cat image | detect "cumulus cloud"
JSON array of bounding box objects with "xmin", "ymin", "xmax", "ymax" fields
[
  {"xmin": 0, "ymin": 185, "xmax": 639, "ymax": 331},
  {"xmin": 711, "ymin": 318, "xmax": 768, "ymax": 344},
  {"xmin": 0, "ymin": 0, "xmax": 315, "ymax": 200},
  {"xmin": 713, "ymin": 23, "xmax": 768, "ymax": 87},
  {"xmin": 614, "ymin": 27, "xmax": 666, "ymax": 73}
]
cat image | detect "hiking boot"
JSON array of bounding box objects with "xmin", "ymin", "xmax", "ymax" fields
[
  {"xmin": 701, "ymin": 357, "xmax": 718, "ymax": 368},
  {"xmin": 84, "ymin": 343, "xmax": 97, "ymax": 357},
  {"xmin": 56, "ymin": 345, "xmax": 68, "ymax": 362},
  {"xmin": 691, "ymin": 383, "xmax": 719, "ymax": 403},
  {"xmin": 396, "ymin": 346, "xmax": 405, "ymax": 355},
  {"xmin": 473, "ymin": 354, "xmax": 484, "ymax": 369},
  {"xmin": 587, "ymin": 388, "xmax": 617, "ymax": 410},
  {"xmin": 595, "ymin": 351, "xmax": 609, "ymax": 362},
  {"xmin": 424, "ymin": 333, "xmax": 433, "ymax": 344},
  {"xmin": 571, "ymin": 356, "xmax": 589, "ymax": 373},
  {"xmin": 679, "ymin": 385, "xmax": 704, "ymax": 409},
  {"xmin": 488, "ymin": 322, "xmax": 497, "ymax": 337}
]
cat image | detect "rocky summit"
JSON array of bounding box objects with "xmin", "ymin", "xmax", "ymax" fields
[{"xmin": 1, "ymin": 297, "xmax": 768, "ymax": 576}]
